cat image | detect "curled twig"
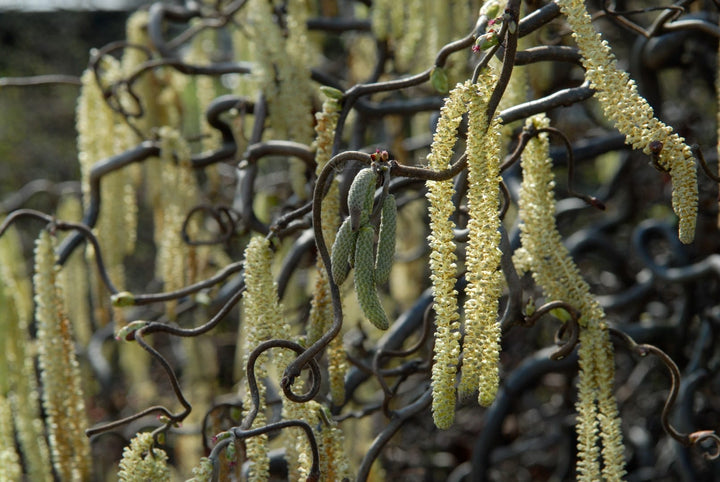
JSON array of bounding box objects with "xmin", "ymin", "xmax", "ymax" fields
[
  {"xmin": 0, "ymin": 208, "xmax": 119, "ymax": 294},
  {"xmin": 181, "ymin": 204, "xmax": 237, "ymax": 246},
  {"xmin": 609, "ymin": 327, "xmax": 720, "ymax": 459},
  {"xmin": 523, "ymin": 300, "xmax": 582, "ymax": 360}
]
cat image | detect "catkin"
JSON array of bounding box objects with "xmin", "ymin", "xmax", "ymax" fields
[
  {"xmin": 0, "ymin": 228, "xmax": 53, "ymax": 482},
  {"xmin": 425, "ymin": 82, "xmax": 468, "ymax": 429},
  {"xmin": 517, "ymin": 114, "xmax": 625, "ymax": 481},
  {"xmin": 557, "ymin": 0, "xmax": 697, "ymax": 243},
  {"xmin": 374, "ymin": 194, "xmax": 397, "ymax": 285},
  {"xmin": 34, "ymin": 230, "xmax": 91, "ymax": 481},
  {"xmin": 117, "ymin": 432, "xmax": 170, "ymax": 481},
  {"xmin": 354, "ymin": 226, "xmax": 389, "ymax": 330},
  {"xmin": 347, "ymin": 168, "xmax": 377, "ymax": 231},
  {"xmin": 0, "ymin": 395, "xmax": 21, "ymax": 480},
  {"xmin": 458, "ymin": 73, "xmax": 504, "ymax": 407},
  {"xmin": 331, "ymin": 217, "xmax": 357, "ymax": 286}
]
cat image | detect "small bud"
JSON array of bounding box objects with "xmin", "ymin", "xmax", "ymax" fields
[
  {"xmin": 111, "ymin": 291, "xmax": 135, "ymax": 307},
  {"xmin": 319, "ymin": 86, "xmax": 344, "ymax": 101},
  {"xmin": 588, "ymin": 196, "xmax": 606, "ymax": 210},
  {"xmin": 230, "ymin": 407, "xmax": 242, "ymax": 421},
  {"xmin": 473, "ymin": 31, "xmax": 499, "ymax": 52},
  {"xmin": 195, "ymin": 291, "xmax": 211, "ymax": 306},
  {"xmin": 525, "ymin": 298, "xmax": 536, "ymax": 316},
  {"xmin": 550, "ymin": 307, "xmax": 572, "ymax": 323},
  {"xmin": 225, "ymin": 441, "xmax": 236, "ymax": 460},
  {"xmin": 212, "ymin": 430, "xmax": 233, "ymax": 444},
  {"xmin": 114, "ymin": 320, "xmax": 146, "ymax": 341},
  {"xmin": 485, "ymin": 3, "xmax": 501, "ymax": 19}
]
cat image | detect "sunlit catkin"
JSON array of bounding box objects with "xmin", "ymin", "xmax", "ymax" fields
[
  {"xmin": 557, "ymin": 0, "xmax": 697, "ymax": 243},
  {"xmin": 57, "ymin": 195, "xmax": 93, "ymax": 347},
  {"xmin": 0, "ymin": 396, "xmax": 21, "ymax": 480},
  {"xmin": 283, "ymin": 401, "xmax": 319, "ymax": 482},
  {"xmin": 318, "ymin": 413, "xmax": 353, "ymax": 481},
  {"xmin": 394, "ymin": 0, "xmax": 424, "ymax": 72},
  {"xmin": 0, "ymin": 228, "xmax": 53, "ymax": 482},
  {"xmin": 517, "ymin": 115, "xmax": 625, "ymax": 481},
  {"xmin": 33, "ymin": 230, "xmax": 91, "ymax": 481},
  {"xmin": 77, "ymin": 62, "xmax": 137, "ymax": 294},
  {"xmin": 248, "ymin": 0, "xmax": 315, "ymax": 198},
  {"xmin": 240, "ymin": 236, "xmax": 289, "ymax": 481},
  {"xmin": 458, "ymin": 74, "xmax": 504, "ymax": 407},
  {"xmin": 307, "ymin": 91, "xmax": 348, "ymax": 404},
  {"xmin": 310, "ymin": 93, "xmax": 343, "ymax": 338},
  {"xmin": 117, "ymin": 432, "xmax": 170, "ymax": 481},
  {"xmin": 155, "ymin": 127, "xmax": 199, "ymax": 318},
  {"xmin": 426, "ymin": 82, "xmax": 468, "ymax": 429}
]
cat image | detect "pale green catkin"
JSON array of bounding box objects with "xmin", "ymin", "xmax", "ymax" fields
[
  {"xmin": 354, "ymin": 226, "xmax": 389, "ymax": 330},
  {"xmin": 374, "ymin": 194, "xmax": 397, "ymax": 285},
  {"xmin": 347, "ymin": 168, "xmax": 377, "ymax": 231},
  {"xmin": 331, "ymin": 217, "xmax": 358, "ymax": 286}
]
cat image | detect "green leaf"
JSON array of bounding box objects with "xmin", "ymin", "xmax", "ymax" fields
[{"xmin": 430, "ymin": 67, "xmax": 449, "ymax": 94}]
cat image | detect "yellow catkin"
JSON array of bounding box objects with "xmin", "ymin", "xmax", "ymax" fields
[
  {"xmin": 394, "ymin": 0, "xmax": 424, "ymax": 72},
  {"xmin": 0, "ymin": 228, "xmax": 53, "ymax": 482},
  {"xmin": 33, "ymin": 230, "xmax": 91, "ymax": 481},
  {"xmin": 448, "ymin": 0, "xmax": 474, "ymax": 82},
  {"xmin": 155, "ymin": 127, "xmax": 199, "ymax": 319},
  {"xmin": 239, "ymin": 237, "xmax": 319, "ymax": 481},
  {"xmin": 187, "ymin": 25, "xmax": 220, "ymax": 151},
  {"xmin": 186, "ymin": 23, "xmax": 222, "ymax": 197},
  {"xmin": 188, "ymin": 457, "xmax": 213, "ymax": 482},
  {"xmin": 284, "ymin": 0, "xmax": 315, "ymax": 144},
  {"xmin": 117, "ymin": 432, "xmax": 170, "ymax": 481},
  {"xmin": 308, "ymin": 94, "xmax": 342, "ymax": 345},
  {"xmin": 557, "ymin": 0, "xmax": 697, "ymax": 243},
  {"xmin": 427, "ymin": 0, "xmax": 451, "ymax": 68},
  {"xmin": 371, "ymin": 0, "xmax": 392, "ymax": 40},
  {"xmin": 517, "ymin": 115, "xmax": 625, "ymax": 481},
  {"xmin": 284, "ymin": 401, "xmax": 319, "ymax": 482},
  {"xmin": 77, "ymin": 61, "xmax": 137, "ymax": 294},
  {"xmin": 308, "ymin": 93, "xmax": 348, "ymax": 404},
  {"xmin": 123, "ymin": 10, "xmax": 159, "ymax": 134},
  {"xmin": 0, "ymin": 395, "xmax": 21, "ymax": 481},
  {"xmin": 327, "ymin": 333, "xmax": 348, "ymax": 406},
  {"xmin": 458, "ymin": 71, "xmax": 504, "ymax": 407},
  {"xmin": 426, "ymin": 82, "xmax": 469, "ymax": 429},
  {"xmin": 248, "ymin": 0, "xmax": 315, "ymax": 199},
  {"xmin": 318, "ymin": 413, "xmax": 353, "ymax": 481},
  {"xmin": 56, "ymin": 195, "xmax": 93, "ymax": 347},
  {"xmin": 239, "ymin": 236, "xmax": 291, "ymax": 481}
]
